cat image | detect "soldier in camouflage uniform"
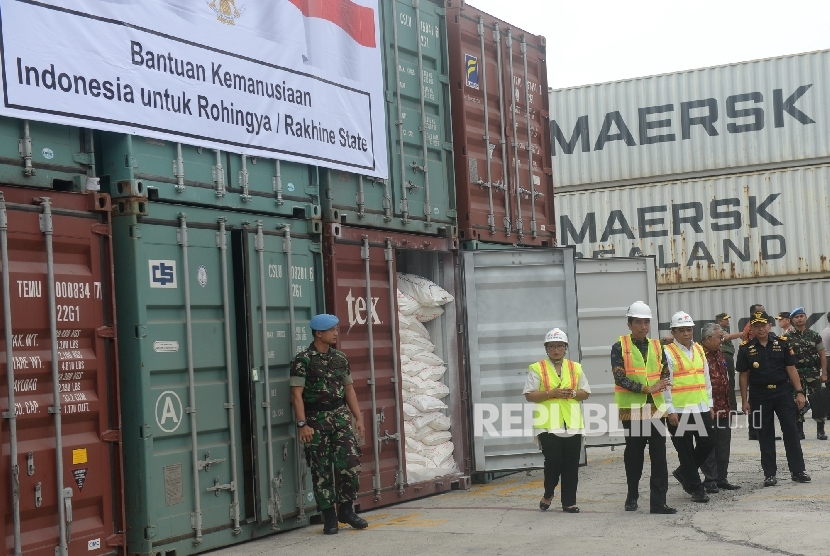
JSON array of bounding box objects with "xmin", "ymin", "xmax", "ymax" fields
[
  {"xmin": 786, "ymin": 307, "xmax": 828, "ymax": 440},
  {"xmin": 289, "ymin": 314, "xmax": 368, "ymax": 534}
]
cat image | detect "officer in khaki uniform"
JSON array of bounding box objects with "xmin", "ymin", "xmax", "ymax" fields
[
  {"xmin": 737, "ymin": 311, "xmax": 811, "ymax": 487},
  {"xmin": 290, "ymin": 314, "xmax": 368, "ymax": 535}
]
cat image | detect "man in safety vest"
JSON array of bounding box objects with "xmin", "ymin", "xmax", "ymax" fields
[
  {"xmin": 611, "ymin": 301, "xmax": 674, "ymax": 514},
  {"xmin": 523, "ymin": 328, "xmax": 590, "ymax": 513},
  {"xmin": 664, "ymin": 311, "xmax": 715, "ymax": 503}
]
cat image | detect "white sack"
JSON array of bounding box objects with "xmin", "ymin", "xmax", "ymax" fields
[
  {"xmin": 421, "ymin": 430, "xmax": 453, "ymax": 446},
  {"xmin": 409, "ymin": 394, "xmax": 447, "ymax": 413},
  {"xmin": 397, "ymin": 273, "xmax": 455, "ymax": 307},
  {"xmin": 429, "ymin": 413, "xmax": 452, "ymax": 431},
  {"xmin": 413, "ymin": 352, "xmax": 445, "ymax": 366},
  {"xmin": 397, "ymin": 290, "xmax": 421, "ymax": 316},
  {"xmin": 415, "ymin": 306, "xmax": 444, "ymax": 323}
]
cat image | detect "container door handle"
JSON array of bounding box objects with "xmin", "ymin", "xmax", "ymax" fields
[
  {"xmin": 63, "ymin": 488, "xmax": 73, "ymax": 542},
  {"xmin": 35, "ymin": 482, "xmax": 42, "ymax": 507}
]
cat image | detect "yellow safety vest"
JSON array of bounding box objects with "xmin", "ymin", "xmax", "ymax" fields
[
  {"xmin": 529, "ymin": 358, "xmax": 584, "ymax": 430},
  {"xmin": 665, "ymin": 342, "xmax": 708, "ymax": 408},
  {"xmin": 614, "ymin": 335, "xmax": 667, "ymax": 413}
]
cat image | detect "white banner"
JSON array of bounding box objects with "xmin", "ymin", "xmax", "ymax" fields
[{"xmin": 0, "ymin": 0, "xmax": 388, "ymax": 178}]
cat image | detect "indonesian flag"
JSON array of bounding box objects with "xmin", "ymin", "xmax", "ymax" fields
[{"xmin": 289, "ymin": 0, "xmax": 379, "ymax": 82}]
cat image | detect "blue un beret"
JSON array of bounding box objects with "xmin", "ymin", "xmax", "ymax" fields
[
  {"xmin": 790, "ymin": 307, "xmax": 805, "ymax": 318},
  {"xmin": 309, "ymin": 314, "xmax": 339, "ymax": 331}
]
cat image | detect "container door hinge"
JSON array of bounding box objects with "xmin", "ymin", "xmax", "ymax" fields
[
  {"xmin": 308, "ymin": 244, "xmax": 321, "ymax": 253},
  {"xmin": 106, "ymin": 534, "xmax": 126, "ymax": 547},
  {"xmin": 96, "ymin": 326, "xmax": 115, "ymax": 339},
  {"xmin": 445, "ymin": 209, "xmax": 457, "ymax": 218},
  {"xmin": 102, "ymin": 429, "xmax": 121, "ymax": 442},
  {"xmin": 143, "ymin": 526, "xmax": 156, "ymax": 540},
  {"xmin": 135, "ymin": 325, "xmax": 147, "ymax": 338},
  {"xmin": 90, "ymin": 223, "xmax": 110, "ymax": 237}
]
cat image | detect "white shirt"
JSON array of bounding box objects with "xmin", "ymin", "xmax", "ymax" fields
[
  {"xmin": 522, "ymin": 359, "xmax": 591, "ymax": 438},
  {"xmin": 821, "ymin": 325, "xmax": 830, "ymax": 358},
  {"xmin": 664, "ymin": 340, "xmax": 713, "ymax": 415}
]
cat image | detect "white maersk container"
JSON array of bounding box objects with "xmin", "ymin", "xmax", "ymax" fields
[
  {"xmin": 549, "ymin": 49, "xmax": 830, "ymax": 191},
  {"xmin": 555, "ymin": 164, "xmax": 830, "ymax": 287}
]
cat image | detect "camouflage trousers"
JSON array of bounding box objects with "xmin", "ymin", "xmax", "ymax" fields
[
  {"xmin": 796, "ymin": 377, "xmax": 825, "ymax": 423},
  {"xmin": 305, "ymin": 407, "xmax": 362, "ymax": 511}
]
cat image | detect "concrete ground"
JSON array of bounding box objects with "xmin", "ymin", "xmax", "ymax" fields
[{"xmin": 215, "ymin": 419, "xmax": 830, "ymax": 556}]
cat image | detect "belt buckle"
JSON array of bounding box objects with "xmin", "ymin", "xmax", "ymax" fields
[{"xmin": 767, "ymin": 384, "xmax": 776, "ymax": 389}]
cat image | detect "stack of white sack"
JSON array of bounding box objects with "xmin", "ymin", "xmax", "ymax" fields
[{"xmin": 396, "ymin": 274, "xmax": 457, "ymax": 482}]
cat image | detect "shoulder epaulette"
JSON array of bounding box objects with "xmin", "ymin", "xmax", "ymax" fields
[
  {"xmin": 740, "ymin": 340, "xmax": 748, "ymax": 346},
  {"xmin": 779, "ymin": 336, "xmax": 788, "ymax": 341}
]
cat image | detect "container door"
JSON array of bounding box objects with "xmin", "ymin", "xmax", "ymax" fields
[
  {"xmin": 242, "ymin": 223, "xmax": 317, "ymax": 527},
  {"xmin": 0, "ymin": 189, "xmax": 123, "ymax": 556},
  {"xmin": 137, "ymin": 215, "xmax": 244, "ymax": 544},
  {"xmin": 574, "ymin": 257, "xmax": 659, "ymax": 447},
  {"xmin": 462, "ymin": 248, "xmax": 579, "ymax": 472}
]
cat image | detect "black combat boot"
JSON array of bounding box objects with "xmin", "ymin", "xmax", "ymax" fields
[
  {"xmin": 797, "ymin": 421, "xmax": 805, "ymax": 440},
  {"xmin": 338, "ymin": 501, "xmax": 368, "ymax": 529},
  {"xmin": 818, "ymin": 421, "xmax": 828, "ymax": 440},
  {"xmin": 322, "ymin": 508, "xmax": 339, "ymax": 535}
]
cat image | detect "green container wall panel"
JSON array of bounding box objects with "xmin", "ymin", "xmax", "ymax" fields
[
  {"xmin": 321, "ymin": 0, "xmax": 456, "ymax": 236},
  {"xmin": 101, "ymin": 132, "xmax": 322, "ymax": 218},
  {"xmin": 0, "ymin": 116, "xmax": 94, "ymax": 189},
  {"xmin": 112, "ymin": 201, "xmax": 321, "ymax": 556}
]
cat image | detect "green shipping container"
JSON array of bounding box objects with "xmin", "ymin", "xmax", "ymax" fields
[
  {"xmin": 0, "ymin": 116, "xmax": 96, "ymax": 190},
  {"xmin": 321, "ymin": 0, "xmax": 456, "ymax": 237},
  {"xmin": 109, "ymin": 197, "xmax": 322, "ymax": 555},
  {"xmin": 101, "ymin": 132, "xmax": 323, "ymax": 221}
]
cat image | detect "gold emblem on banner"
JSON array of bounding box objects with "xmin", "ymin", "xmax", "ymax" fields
[{"xmin": 207, "ymin": 0, "xmax": 245, "ymax": 25}]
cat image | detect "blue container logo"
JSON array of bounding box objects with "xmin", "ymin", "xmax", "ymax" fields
[{"xmin": 465, "ymin": 54, "xmax": 479, "ymax": 89}]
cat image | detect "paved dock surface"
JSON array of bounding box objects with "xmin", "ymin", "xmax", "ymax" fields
[{"xmin": 213, "ymin": 421, "xmax": 830, "ymax": 556}]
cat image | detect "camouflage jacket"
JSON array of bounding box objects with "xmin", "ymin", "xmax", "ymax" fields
[
  {"xmin": 289, "ymin": 343, "xmax": 353, "ymax": 406},
  {"xmin": 786, "ymin": 328, "xmax": 825, "ymax": 381}
]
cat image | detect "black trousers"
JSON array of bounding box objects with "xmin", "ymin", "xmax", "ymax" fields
[
  {"xmin": 538, "ymin": 432, "xmax": 582, "ymax": 507},
  {"xmin": 701, "ymin": 414, "xmax": 732, "ymax": 485},
  {"xmin": 621, "ymin": 419, "xmax": 668, "ymax": 506},
  {"xmin": 751, "ymin": 385, "xmax": 805, "ymax": 476},
  {"xmin": 667, "ymin": 411, "xmax": 715, "ymax": 492}
]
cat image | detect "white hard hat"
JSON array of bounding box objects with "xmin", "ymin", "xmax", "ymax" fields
[
  {"xmin": 544, "ymin": 328, "xmax": 569, "ymax": 344},
  {"xmin": 626, "ymin": 301, "xmax": 653, "ymax": 319},
  {"xmin": 670, "ymin": 311, "xmax": 695, "ymax": 328}
]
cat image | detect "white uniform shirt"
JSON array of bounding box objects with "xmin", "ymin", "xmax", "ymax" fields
[
  {"xmin": 821, "ymin": 325, "xmax": 830, "ymax": 359},
  {"xmin": 664, "ymin": 340, "xmax": 714, "ymax": 414},
  {"xmin": 522, "ymin": 360, "xmax": 591, "ymax": 439}
]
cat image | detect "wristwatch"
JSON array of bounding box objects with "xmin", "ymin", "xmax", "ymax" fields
[
  {"xmin": 570, "ymin": 390, "xmax": 577, "ymax": 399},
  {"xmin": 296, "ymin": 420, "xmax": 307, "ymax": 428}
]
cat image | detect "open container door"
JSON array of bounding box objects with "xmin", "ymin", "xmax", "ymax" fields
[
  {"xmin": 462, "ymin": 248, "xmax": 579, "ymax": 472},
  {"xmin": 574, "ymin": 257, "xmax": 659, "ymax": 449}
]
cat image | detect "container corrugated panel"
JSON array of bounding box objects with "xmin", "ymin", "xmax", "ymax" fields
[
  {"xmin": 656, "ymin": 278, "xmax": 830, "ymax": 339},
  {"xmin": 0, "ymin": 187, "xmax": 125, "ymax": 556},
  {"xmin": 555, "ymin": 164, "xmax": 830, "ymax": 286},
  {"xmin": 447, "ymin": 1, "xmax": 555, "ymax": 246},
  {"xmin": 320, "ymin": 0, "xmax": 456, "ymax": 237},
  {"xmin": 109, "ymin": 198, "xmax": 321, "ymax": 555},
  {"xmin": 550, "ymin": 49, "xmax": 830, "ymax": 190},
  {"xmin": 101, "ymin": 132, "xmax": 323, "ymax": 220},
  {"xmin": 574, "ymin": 257, "xmax": 658, "ymax": 447},
  {"xmin": 323, "ymin": 224, "xmax": 468, "ymax": 511},
  {"xmin": 461, "ymin": 248, "xmax": 579, "ymax": 471}
]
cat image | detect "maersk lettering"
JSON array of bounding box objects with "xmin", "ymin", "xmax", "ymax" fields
[
  {"xmin": 552, "ymin": 85, "xmax": 814, "ymax": 155},
  {"xmin": 559, "ymin": 193, "xmax": 787, "ymax": 267}
]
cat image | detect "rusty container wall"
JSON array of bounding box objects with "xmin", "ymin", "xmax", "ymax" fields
[
  {"xmin": 323, "ymin": 225, "xmax": 469, "ymax": 510},
  {"xmin": 0, "ymin": 187, "xmax": 125, "ymax": 556},
  {"xmin": 446, "ymin": 1, "xmax": 555, "ymax": 246}
]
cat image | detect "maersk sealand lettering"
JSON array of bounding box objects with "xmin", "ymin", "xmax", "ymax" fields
[
  {"xmin": 559, "ymin": 194, "xmax": 786, "ymax": 266},
  {"xmin": 551, "ymin": 86, "xmax": 814, "ymax": 155}
]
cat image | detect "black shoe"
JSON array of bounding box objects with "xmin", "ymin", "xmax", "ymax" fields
[
  {"xmin": 748, "ymin": 431, "xmax": 758, "ymax": 440},
  {"xmin": 539, "ymin": 498, "xmax": 551, "ymax": 511},
  {"xmin": 624, "ymin": 497, "xmax": 638, "ymax": 511},
  {"xmin": 817, "ymin": 423, "xmax": 827, "ymax": 440},
  {"xmin": 716, "ymin": 481, "xmax": 741, "ymax": 490},
  {"xmin": 322, "ymin": 508, "xmax": 339, "ymax": 535},
  {"xmin": 690, "ymin": 490, "xmax": 710, "ymax": 503},
  {"xmin": 338, "ymin": 502, "xmax": 368, "ymax": 529},
  {"xmin": 650, "ymin": 504, "xmax": 677, "ymax": 514},
  {"xmin": 763, "ymin": 476, "xmax": 778, "ymax": 487},
  {"xmin": 791, "ymin": 471, "xmax": 811, "ymax": 483},
  {"xmin": 562, "ymin": 506, "xmax": 580, "ymax": 513},
  {"xmin": 672, "ymin": 468, "xmax": 693, "ymax": 494},
  {"xmin": 704, "ymin": 483, "xmax": 719, "ymax": 494}
]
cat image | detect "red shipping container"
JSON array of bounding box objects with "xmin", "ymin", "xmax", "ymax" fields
[
  {"xmin": 446, "ymin": 1, "xmax": 555, "ymax": 246},
  {"xmin": 0, "ymin": 187, "xmax": 124, "ymax": 556},
  {"xmin": 323, "ymin": 225, "xmax": 469, "ymax": 510}
]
